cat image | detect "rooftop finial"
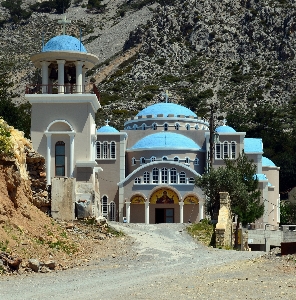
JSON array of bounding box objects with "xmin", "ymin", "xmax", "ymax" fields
[
  {"xmin": 223, "ymin": 119, "xmax": 227, "ymax": 126},
  {"xmin": 162, "ymin": 90, "xmax": 172, "ymax": 103},
  {"xmin": 105, "ymin": 119, "xmax": 110, "ymax": 126},
  {"xmin": 58, "ymin": 15, "xmax": 71, "ymax": 35}
]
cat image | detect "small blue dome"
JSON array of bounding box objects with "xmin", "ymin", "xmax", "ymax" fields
[
  {"xmin": 130, "ymin": 132, "xmax": 201, "ymax": 150},
  {"xmin": 42, "ymin": 35, "xmax": 87, "ymax": 53},
  {"xmin": 216, "ymin": 125, "xmax": 236, "ymax": 133},
  {"xmin": 136, "ymin": 103, "xmax": 196, "ymax": 117},
  {"xmin": 97, "ymin": 125, "xmax": 119, "ymax": 133},
  {"xmin": 262, "ymin": 156, "xmax": 276, "ymax": 167},
  {"xmin": 244, "ymin": 138, "xmax": 263, "ymax": 153}
]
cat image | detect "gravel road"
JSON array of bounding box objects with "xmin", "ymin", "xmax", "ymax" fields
[{"xmin": 0, "ymin": 223, "xmax": 295, "ymax": 299}]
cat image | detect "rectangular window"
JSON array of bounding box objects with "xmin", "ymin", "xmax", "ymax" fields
[
  {"xmin": 110, "ymin": 142, "xmax": 116, "ymax": 159},
  {"xmin": 152, "ymin": 168, "xmax": 159, "ymax": 184},
  {"xmin": 162, "ymin": 168, "xmax": 168, "ymax": 183},
  {"xmin": 170, "ymin": 169, "xmax": 177, "ymax": 184},
  {"xmin": 231, "ymin": 142, "xmax": 236, "ymax": 159},
  {"xmin": 144, "ymin": 172, "xmax": 150, "ymax": 183},
  {"xmin": 103, "ymin": 142, "xmax": 108, "ymax": 159},
  {"xmin": 96, "ymin": 142, "xmax": 101, "ymax": 159},
  {"xmin": 55, "ymin": 141, "xmax": 65, "ymax": 176}
]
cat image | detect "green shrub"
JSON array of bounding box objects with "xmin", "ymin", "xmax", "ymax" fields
[{"xmin": 0, "ymin": 118, "xmax": 13, "ymax": 157}]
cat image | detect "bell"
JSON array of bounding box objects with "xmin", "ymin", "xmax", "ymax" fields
[{"xmin": 49, "ymin": 68, "xmax": 58, "ymax": 80}]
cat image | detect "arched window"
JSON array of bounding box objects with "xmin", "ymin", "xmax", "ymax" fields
[
  {"xmin": 152, "ymin": 168, "xmax": 159, "ymax": 184},
  {"xmin": 103, "ymin": 141, "xmax": 108, "ymax": 158},
  {"xmin": 133, "ymin": 124, "xmax": 138, "ymax": 130},
  {"xmin": 195, "ymin": 124, "xmax": 199, "ymax": 130},
  {"xmin": 150, "ymin": 156, "xmax": 156, "ymax": 162},
  {"xmin": 55, "ymin": 141, "xmax": 65, "ymax": 176},
  {"xmin": 179, "ymin": 171, "xmax": 186, "ymax": 183},
  {"xmin": 152, "ymin": 123, "xmax": 157, "ymax": 130},
  {"xmin": 185, "ymin": 157, "xmax": 190, "ymax": 164},
  {"xmin": 194, "ymin": 157, "xmax": 199, "ymax": 165},
  {"xmin": 109, "ymin": 201, "xmax": 116, "ymax": 221},
  {"xmin": 132, "ymin": 157, "xmax": 136, "ymax": 165},
  {"xmin": 142, "ymin": 123, "xmax": 146, "ymax": 130},
  {"xmin": 135, "ymin": 177, "xmax": 141, "ymax": 184},
  {"xmin": 110, "ymin": 141, "xmax": 116, "ymax": 159},
  {"xmin": 189, "ymin": 177, "xmax": 195, "ymax": 184},
  {"xmin": 101, "ymin": 195, "xmax": 108, "ymax": 217},
  {"xmin": 144, "ymin": 171, "xmax": 150, "ymax": 183},
  {"xmin": 175, "ymin": 123, "xmax": 180, "ymax": 130},
  {"xmin": 140, "ymin": 157, "xmax": 146, "ymax": 164},
  {"xmin": 174, "ymin": 156, "xmax": 179, "ymax": 162},
  {"xmin": 223, "ymin": 141, "xmax": 229, "ymax": 159},
  {"xmin": 96, "ymin": 141, "xmax": 101, "ymax": 159},
  {"xmin": 186, "ymin": 124, "xmax": 190, "ymax": 130},
  {"xmin": 162, "ymin": 156, "xmax": 168, "ymax": 161},
  {"xmin": 161, "ymin": 168, "xmax": 168, "ymax": 183},
  {"xmin": 170, "ymin": 168, "xmax": 177, "ymax": 184},
  {"xmin": 164, "ymin": 123, "xmax": 168, "ymax": 131},
  {"xmin": 215, "ymin": 143, "xmax": 221, "ymax": 159},
  {"xmin": 231, "ymin": 141, "xmax": 236, "ymax": 159}
]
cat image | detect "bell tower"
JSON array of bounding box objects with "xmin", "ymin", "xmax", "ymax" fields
[{"xmin": 26, "ymin": 17, "xmax": 101, "ymax": 218}]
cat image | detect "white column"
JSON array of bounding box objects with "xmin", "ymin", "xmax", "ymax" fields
[
  {"xmin": 41, "ymin": 61, "xmax": 50, "ymax": 94},
  {"xmin": 179, "ymin": 202, "xmax": 184, "ymax": 223},
  {"xmin": 82, "ymin": 67, "xmax": 87, "ymax": 93},
  {"xmin": 75, "ymin": 61, "xmax": 84, "ymax": 94},
  {"xmin": 69, "ymin": 133, "xmax": 75, "ymax": 178},
  {"xmin": 126, "ymin": 202, "xmax": 131, "ymax": 223},
  {"xmin": 57, "ymin": 60, "xmax": 65, "ymax": 94},
  {"xmin": 45, "ymin": 133, "xmax": 52, "ymax": 185},
  {"xmin": 145, "ymin": 201, "xmax": 149, "ymax": 224},
  {"xmin": 159, "ymin": 169, "xmax": 162, "ymax": 184},
  {"xmin": 168, "ymin": 169, "xmax": 171, "ymax": 184},
  {"xmin": 199, "ymin": 201, "xmax": 204, "ymax": 221}
]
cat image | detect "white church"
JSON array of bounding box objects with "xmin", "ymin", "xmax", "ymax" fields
[{"xmin": 25, "ymin": 21, "xmax": 280, "ymax": 228}]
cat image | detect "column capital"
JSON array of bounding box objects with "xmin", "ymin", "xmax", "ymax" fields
[
  {"xmin": 41, "ymin": 61, "xmax": 50, "ymax": 67},
  {"xmin": 179, "ymin": 201, "xmax": 184, "ymax": 206},
  {"xmin": 68, "ymin": 132, "xmax": 76, "ymax": 137},
  {"xmin": 44, "ymin": 132, "xmax": 52, "ymax": 137},
  {"xmin": 56, "ymin": 59, "xmax": 66, "ymax": 64},
  {"xmin": 75, "ymin": 60, "xmax": 84, "ymax": 66}
]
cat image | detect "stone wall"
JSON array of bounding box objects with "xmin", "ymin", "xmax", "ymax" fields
[
  {"xmin": 215, "ymin": 192, "xmax": 232, "ymax": 248},
  {"xmin": 25, "ymin": 146, "xmax": 49, "ymax": 211}
]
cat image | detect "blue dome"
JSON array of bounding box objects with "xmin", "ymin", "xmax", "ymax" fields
[
  {"xmin": 97, "ymin": 125, "xmax": 119, "ymax": 133},
  {"xmin": 244, "ymin": 138, "xmax": 263, "ymax": 153},
  {"xmin": 262, "ymin": 156, "xmax": 276, "ymax": 167},
  {"xmin": 130, "ymin": 132, "xmax": 201, "ymax": 150},
  {"xmin": 216, "ymin": 125, "xmax": 236, "ymax": 133},
  {"xmin": 42, "ymin": 35, "xmax": 87, "ymax": 53},
  {"xmin": 136, "ymin": 103, "xmax": 196, "ymax": 117}
]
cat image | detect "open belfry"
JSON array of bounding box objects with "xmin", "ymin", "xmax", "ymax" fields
[{"xmin": 26, "ymin": 16, "xmax": 280, "ymax": 227}]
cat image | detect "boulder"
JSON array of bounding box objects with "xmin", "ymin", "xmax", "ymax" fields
[{"xmin": 28, "ymin": 258, "xmax": 40, "ymax": 272}]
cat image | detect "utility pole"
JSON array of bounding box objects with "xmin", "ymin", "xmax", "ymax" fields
[{"xmin": 209, "ymin": 103, "xmax": 215, "ymax": 169}]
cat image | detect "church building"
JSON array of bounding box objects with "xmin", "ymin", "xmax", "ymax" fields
[{"xmin": 25, "ymin": 20, "xmax": 280, "ymax": 228}]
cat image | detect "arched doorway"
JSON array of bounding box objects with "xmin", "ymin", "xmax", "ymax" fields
[{"xmin": 149, "ymin": 188, "xmax": 180, "ymax": 223}]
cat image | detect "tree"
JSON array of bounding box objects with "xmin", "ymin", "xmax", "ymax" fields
[
  {"xmin": 1, "ymin": 0, "xmax": 31, "ymax": 23},
  {"xmin": 0, "ymin": 59, "xmax": 31, "ymax": 138},
  {"xmin": 195, "ymin": 153, "xmax": 264, "ymax": 247},
  {"xmin": 55, "ymin": 0, "xmax": 72, "ymax": 14},
  {"xmin": 280, "ymin": 201, "xmax": 296, "ymax": 225}
]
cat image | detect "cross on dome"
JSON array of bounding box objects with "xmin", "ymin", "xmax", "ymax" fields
[
  {"xmin": 162, "ymin": 90, "xmax": 172, "ymax": 103},
  {"xmin": 222, "ymin": 119, "xmax": 227, "ymax": 126},
  {"xmin": 105, "ymin": 119, "xmax": 110, "ymax": 126},
  {"xmin": 58, "ymin": 15, "xmax": 71, "ymax": 35}
]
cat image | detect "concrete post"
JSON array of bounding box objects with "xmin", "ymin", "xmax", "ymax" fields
[
  {"xmin": 57, "ymin": 60, "xmax": 65, "ymax": 94},
  {"xmin": 199, "ymin": 200, "xmax": 204, "ymax": 220},
  {"xmin": 126, "ymin": 201, "xmax": 131, "ymax": 223},
  {"xmin": 145, "ymin": 201, "xmax": 149, "ymax": 224},
  {"xmin": 179, "ymin": 202, "xmax": 184, "ymax": 223}
]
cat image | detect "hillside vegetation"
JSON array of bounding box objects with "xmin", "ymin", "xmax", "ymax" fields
[{"xmin": 1, "ymin": 0, "xmax": 296, "ymax": 193}]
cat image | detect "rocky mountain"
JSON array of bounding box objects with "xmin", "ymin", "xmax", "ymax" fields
[{"xmin": 1, "ymin": 0, "xmax": 296, "ymax": 129}]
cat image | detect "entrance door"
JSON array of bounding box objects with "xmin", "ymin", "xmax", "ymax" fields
[{"xmin": 155, "ymin": 208, "xmax": 174, "ymax": 223}]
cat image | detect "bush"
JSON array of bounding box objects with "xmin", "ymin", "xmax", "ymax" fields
[
  {"xmin": 1, "ymin": 0, "xmax": 32, "ymax": 23},
  {"xmin": 0, "ymin": 118, "xmax": 13, "ymax": 157}
]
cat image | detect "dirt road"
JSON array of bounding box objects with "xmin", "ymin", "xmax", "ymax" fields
[{"xmin": 0, "ymin": 223, "xmax": 295, "ymax": 299}]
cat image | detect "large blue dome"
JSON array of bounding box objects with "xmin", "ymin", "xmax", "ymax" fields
[
  {"xmin": 136, "ymin": 103, "xmax": 196, "ymax": 117},
  {"xmin": 42, "ymin": 35, "xmax": 87, "ymax": 53},
  {"xmin": 97, "ymin": 125, "xmax": 119, "ymax": 133},
  {"xmin": 262, "ymin": 156, "xmax": 276, "ymax": 167},
  {"xmin": 130, "ymin": 132, "xmax": 201, "ymax": 150}
]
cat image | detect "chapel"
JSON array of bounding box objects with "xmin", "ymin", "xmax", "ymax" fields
[{"xmin": 25, "ymin": 19, "xmax": 280, "ymax": 228}]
